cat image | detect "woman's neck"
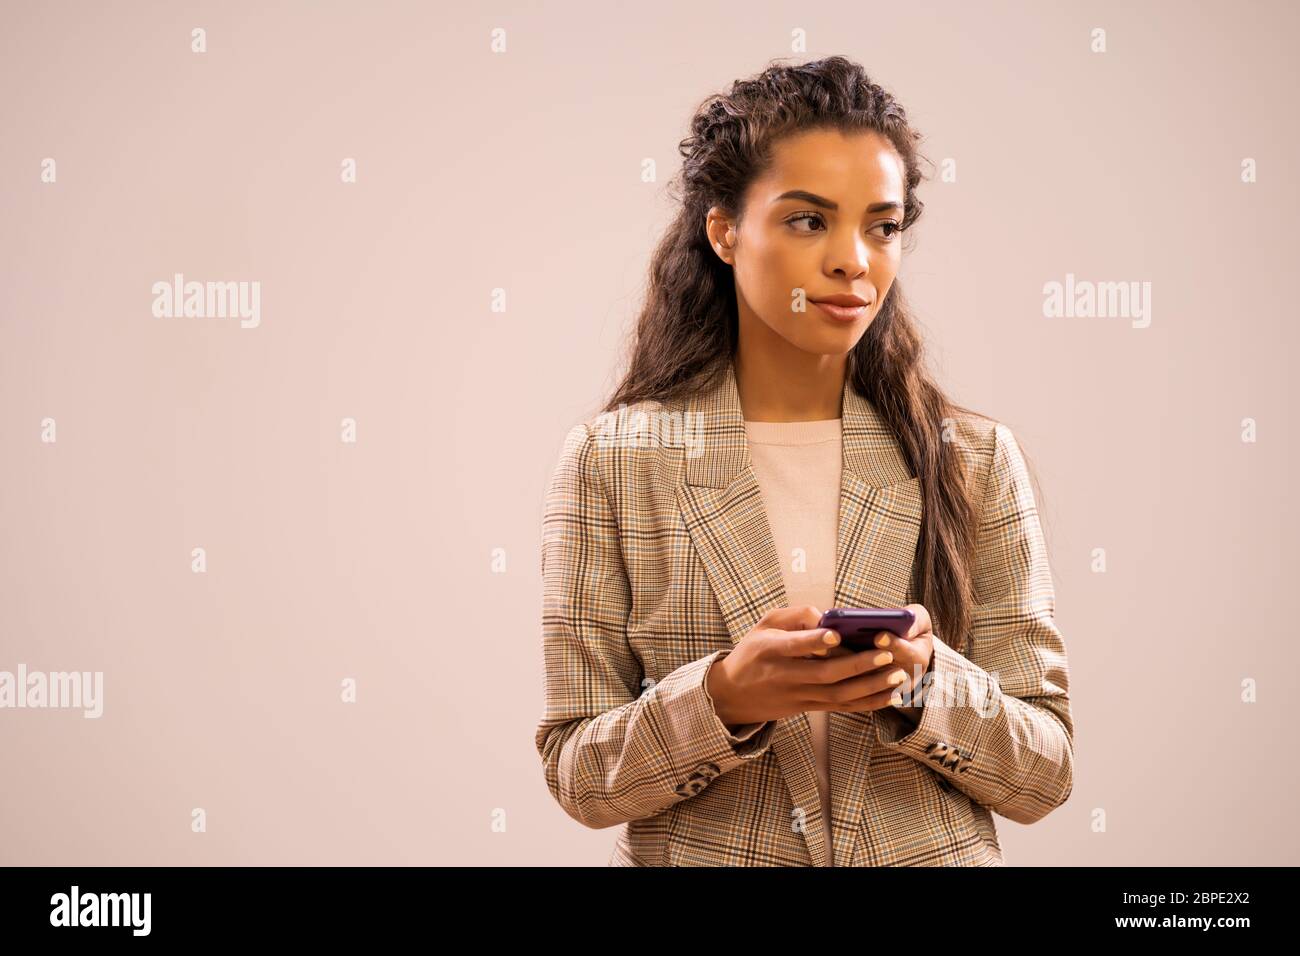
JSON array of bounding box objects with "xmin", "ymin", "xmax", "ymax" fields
[{"xmin": 733, "ymin": 345, "xmax": 847, "ymax": 423}]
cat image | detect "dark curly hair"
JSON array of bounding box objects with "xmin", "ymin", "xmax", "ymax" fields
[{"xmin": 603, "ymin": 54, "xmax": 1004, "ymax": 654}]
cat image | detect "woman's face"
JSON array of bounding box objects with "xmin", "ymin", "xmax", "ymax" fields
[{"xmin": 708, "ymin": 128, "xmax": 907, "ymax": 358}]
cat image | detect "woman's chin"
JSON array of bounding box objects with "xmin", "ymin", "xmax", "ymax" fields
[{"xmin": 797, "ymin": 326, "xmax": 869, "ymax": 355}]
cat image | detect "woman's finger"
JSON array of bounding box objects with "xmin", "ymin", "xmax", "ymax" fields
[
  {"xmin": 903, "ymin": 603, "xmax": 932, "ymax": 640},
  {"xmin": 759, "ymin": 605, "xmax": 824, "ymax": 632},
  {"xmin": 800, "ymin": 655, "xmax": 904, "ymax": 697},
  {"xmin": 829, "ymin": 682, "xmax": 910, "ymax": 713},
  {"xmin": 806, "ymin": 645, "xmax": 896, "ymax": 682},
  {"xmin": 805, "ymin": 662, "xmax": 908, "ymax": 704},
  {"xmin": 771, "ymin": 627, "xmax": 841, "ymax": 658}
]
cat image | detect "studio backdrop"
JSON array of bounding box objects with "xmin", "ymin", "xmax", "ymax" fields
[{"xmin": 1, "ymin": 0, "xmax": 1297, "ymax": 866}]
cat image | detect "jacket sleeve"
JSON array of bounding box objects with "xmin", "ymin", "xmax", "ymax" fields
[
  {"xmin": 874, "ymin": 423, "xmax": 1074, "ymax": 825},
  {"xmin": 535, "ymin": 423, "xmax": 777, "ymax": 829}
]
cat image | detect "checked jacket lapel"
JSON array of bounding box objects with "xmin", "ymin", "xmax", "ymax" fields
[{"xmin": 676, "ymin": 361, "xmax": 924, "ymax": 867}]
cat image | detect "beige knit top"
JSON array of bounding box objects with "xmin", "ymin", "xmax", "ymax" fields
[{"xmin": 743, "ymin": 416, "xmax": 842, "ymax": 866}]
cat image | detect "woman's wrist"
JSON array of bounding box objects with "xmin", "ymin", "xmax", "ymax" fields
[{"xmin": 705, "ymin": 652, "xmax": 739, "ymax": 727}]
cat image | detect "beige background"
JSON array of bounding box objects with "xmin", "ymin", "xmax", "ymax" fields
[{"xmin": 1, "ymin": 0, "xmax": 1296, "ymax": 865}]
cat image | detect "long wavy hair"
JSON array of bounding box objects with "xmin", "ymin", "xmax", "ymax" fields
[{"xmin": 601, "ymin": 55, "xmax": 1036, "ymax": 654}]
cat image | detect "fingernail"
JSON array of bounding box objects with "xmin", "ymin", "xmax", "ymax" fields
[
  {"xmin": 876, "ymin": 634, "xmax": 891, "ymax": 647},
  {"xmin": 888, "ymin": 671, "xmax": 906, "ymax": 686},
  {"xmin": 889, "ymin": 693, "xmax": 904, "ymax": 706},
  {"xmin": 823, "ymin": 630, "xmax": 838, "ymax": 645},
  {"xmin": 873, "ymin": 653, "xmax": 892, "ymax": 667}
]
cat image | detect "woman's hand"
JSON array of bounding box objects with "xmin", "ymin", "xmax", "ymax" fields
[
  {"xmin": 707, "ymin": 605, "xmax": 893, "ymax": 726},
  {"xmin": 707, "ymin": 604, "xmax": 935, "ymax": 726},
  {"xmin": 798, "ymin": 603, "xmax": 934, "ymax": 714},
  {"xmin": 868, "ymin": 603, "xmax": 935, "ymax": 709}
]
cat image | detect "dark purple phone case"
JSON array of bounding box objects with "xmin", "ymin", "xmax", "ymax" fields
[{"xmin": 816, "ymin": 607, "xmax": 915, "ymax": 648}]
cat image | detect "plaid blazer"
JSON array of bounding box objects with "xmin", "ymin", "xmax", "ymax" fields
[{"xmin": 535, "ymin": 361, "xmax": 1073, "ymax": 866}]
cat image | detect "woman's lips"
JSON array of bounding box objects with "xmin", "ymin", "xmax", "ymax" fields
[{"xmin": 812, "ymin": 301, "xmax": 869, "ymax": 322}]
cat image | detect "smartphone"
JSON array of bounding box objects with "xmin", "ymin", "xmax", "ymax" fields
[{"xmin": 816, "ymin": 607, "xmax": 915, "ymax": 650}]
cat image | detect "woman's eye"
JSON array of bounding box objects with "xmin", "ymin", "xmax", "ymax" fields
[
  {"xmin": 787, "ymin": 213, "xmax": 902, "ymax": 239},
  {"xmin": 788, "ymin": 213, "xmax": 824, "ymax": 233}
]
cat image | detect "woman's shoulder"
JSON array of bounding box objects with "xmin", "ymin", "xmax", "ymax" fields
[
  {"xmin": 940, "ymin": 406, "xmax": 1001, "ymax": 464},
  {"xmin": 550, "ymin": 395, "xmax": 693, "ymax": 503},
  {"xmin": 586, "ymin": 394, "xmax": 695, "ymax": 455},
  {"xmin": 937, "ymin": 407, "xmax": 1036, "ymax": 506},
  {"xmin": 938, "ymin": 407, "xmax": 1043, "ymax": 519},
  {"xmin": 555, "ymin": 388, "xmax": 693, "ymax": 459}
]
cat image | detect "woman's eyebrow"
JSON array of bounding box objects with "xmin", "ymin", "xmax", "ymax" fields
[{"xmin": 772, "ymin": 189, "xmax": 902, "ymax": 214}]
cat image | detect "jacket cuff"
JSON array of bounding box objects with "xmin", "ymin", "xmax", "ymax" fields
[
  {"xmin": 657, "ymin": 648, "xmax": 775, "ymax": 768},
  {"xmin": 702, "ymin": 648, "xmax": 776, "ymax": 747}
]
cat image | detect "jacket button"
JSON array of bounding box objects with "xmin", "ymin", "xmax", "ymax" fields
[
  {"xmin": 925, "ymin": 742, "xmax": 968, "ymax": 772},
  {"xmin": 674, "ymin": 762, "xmax": 722, "ymax": 797}
]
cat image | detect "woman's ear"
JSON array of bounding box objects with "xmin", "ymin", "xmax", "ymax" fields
[{"xmin": 705, "ymin": 206, "xmax": 737, "ymax": 264}]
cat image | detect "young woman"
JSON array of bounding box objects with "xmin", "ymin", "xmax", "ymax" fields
[{"xmin": 535, "ymin": 56, "xmax": 1073, "ymax": 866}]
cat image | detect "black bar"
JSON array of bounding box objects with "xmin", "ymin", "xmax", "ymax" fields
[{"xmin": 0, "ymin": 865, "xmax": 1280, "ymax": 941}]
